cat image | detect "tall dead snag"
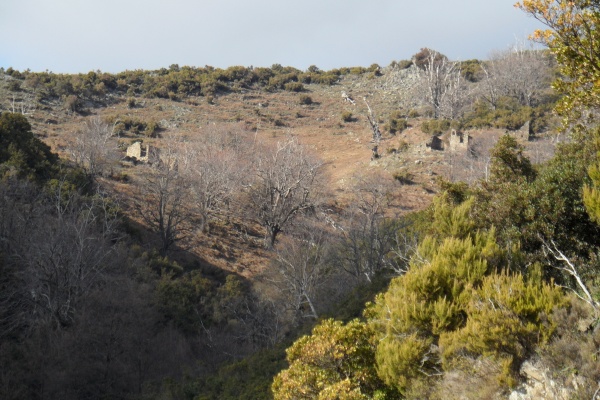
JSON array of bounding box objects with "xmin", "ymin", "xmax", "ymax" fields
[
  {"xmin": 480, "ymin": 43, "xmax": 552, "ymax": 109},
  {"xmin": 541, "ymin": 238, "xmax": 599, "ymax": 310},
  {"xmin": 363, "ymin": 98, "xmax": 381, "ymax": 160}
]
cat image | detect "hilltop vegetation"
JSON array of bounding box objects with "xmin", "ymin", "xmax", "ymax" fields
[{"xmin": 3, "ymin": 4, "xmax": 600, "ymax": 397}]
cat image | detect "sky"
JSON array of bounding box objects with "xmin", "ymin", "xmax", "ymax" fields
[{"xmin": 0, "ymin": 0, "xmax": 545, "ymax": 74}]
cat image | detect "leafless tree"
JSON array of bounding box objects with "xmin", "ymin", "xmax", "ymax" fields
[
  {"xmin": 269, "ymin": 222, "xmax": 333, "ymax": 320},
  {"xmin": 439, "ymin": 67, "xmax": 470, "ymax": 120},
  {"xmin": 415, "ymin": 49, "xmax": 467, "ymax": 119},
  {"xmin": 334, "ymin": 173, "xmax": 399, "ymax": 282},
  {"xmin": 69, "ymin": 117, "xmax": 117, "ymax": 178},
  {"xmin": 480, "ymin": 43, "xmax": 553, "ymax": 108},
  {"xmin": 213, "ymin": 287, "xmax": 287, "ymax": 351},
  {"xmin": 9, "ymin": 92, "xmax": 37, "ymax": 115},
  {"xmin": 541, "ymin": 238, "xmax": 599, "ymax": 310},
  {"xmin": 363, "ymin": 97, "xmax": 382, "ymax": 159},
  {"xmin": 0, "ymin": 178, "xmax": 120, "ymax": 332},
  {"xmin": 180, "ymin": 123, "xmax": 249, "ymax": 233},
  {"xmin": 136, "ymin": 141, "xmax": 191, "ymax": 256},
  {"xmin": 245, "ymin": 137, "xmax": 323, "ymax": 247}
]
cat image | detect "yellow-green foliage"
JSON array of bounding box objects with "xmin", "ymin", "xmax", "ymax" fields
[
  {"xmin": 370, "ymin": 227, "xmax": 502, "ymax": 393},
  {"xmin": 368, "ymin": 196, "xmax": 565, "ymax": 393},
  {"xmin": 583, "ymin": 131, "xmax": 600, "ymax": 224},
  {"xmin": 440, "ymin": 271, "xmax": 565, "ymax": 373},
  {"xmin": 272, "ymin": 319, "xmax": 397, "ymax": 400},
  {"xmin": 583, "ymin": 167, "xmax": 600, "ymax": 225},
  {"xmin": 431, "ymin": 195, "xmax": 475, "ymax": 239}
]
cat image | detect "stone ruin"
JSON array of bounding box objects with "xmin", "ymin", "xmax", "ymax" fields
[
  {"xmin": 126, "ymin": 141, "xmax": 159, "ymax": 164},
  {"xmin": 423, "ymin": 130, "xmax": 472, "ymax": 153},
  {"xmin": 426, "ymin": 135, "xmax": 444, "ymax": 151},
  {"xmin": 448, "ymin": 130, "xmax": 471, "ymax": 152}
]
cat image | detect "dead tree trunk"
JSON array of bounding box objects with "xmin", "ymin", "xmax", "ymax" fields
[{"xmin": 364, "ymin": 98, "xmax": 381, "ymax": 160}]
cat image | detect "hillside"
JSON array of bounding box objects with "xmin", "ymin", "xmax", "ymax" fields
[
  {"xmin": 0, "ymin": 62, "xmax": 557, "ymax": 275},
  {"xmin": 2, "ymin": 49, "xmax": 584, "ymax": 400}
]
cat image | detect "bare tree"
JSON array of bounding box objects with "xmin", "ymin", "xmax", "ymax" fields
[
  {"xmin": 541, "ymin": 238, "xmax": 599, "ymax": 310},
  {"xmin": 181, "ymin": 123, "xmax": 249, "ymax": 233},
  {"xmin": 0, "ymin": 178, "xmax": 120, "ymax": 332},
  {"xmin": 414, "ymin": 49, "xmax": 467, "ymax": 119},
  {"xmin": 480, "ymin": 42, "xmax": 553, "ymax": 108},
  {"xmin": 269, "ymin": 222, "xmax": 332, "ymax": 320},
  {"xmin": 136, "ymin": 141, "xmax": 190, "ymax": 256},
  {"xmin": 440, "ymin": 66, "xmax": 470, "ymax": 120},
  {"xmin": 245, "ymin": 137, "xmax": 323, "ymax": 247},
  {"xmin": 363, "ymin": 97, "xmax": 382, "ymax": 160},
  {"xmin": 69, "ymin": 117, "xmax": 117, "ymax": 178},
  {"xmin": 9, "ymin": 92, "xmax": 37, "ymax": 115},
  {"xmin": 334, "ymin": 173, "xmax": 399, "ymax": 282}
]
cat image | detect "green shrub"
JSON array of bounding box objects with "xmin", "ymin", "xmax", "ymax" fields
[
  {"xmin": 349, "ymin": 66, "xmax": 367, "ymax": 75},
  {"xmin": 397, "ymin": 140, "xmax": 410, "ymax": 152},
  {"xmin": 298, "ymin": 94, "xmax": 313, "ymax": 105},
  {"xmin": 408, "ymin": 109, "xmax": 420, "ymax": 118},
  {"xmin": 298, "ymin": 73, "xmax": 313, "ymax": 84},
  {"xmin": 369, "ymin": 64, "xmax": 382, "ymax": 77},
  {"xmin": 284, "ymin": 82, "xmax": 304, "ymax": 92},
  {"xmin": 0, "ymin": 112, "xmax": 58, "ymax": 181},
  {"xmin": 267, "ymin": 73, "xmax": 298, "ymax": 91},
  {"xmin": 272, "ymin": 319, "xmax": 397, "ymax": 400},
  {"xmin": 396, "ymin": 60, "xmax": 413, "ymax": 69},
  {"xmin": 458, "ymin": 59, "xmax": 483, "ymax": 82},
  {"xmin": 387, "ymin": 112, "xmax": 409, "ymax": 134},
  {"xmin": 369, "ymin": 205, "xmax": 565, "ymax": 394},
  {"xmin": 7, "ymin": 80, "xmax": 21, "ymax": 91},
  {"xmin": 341, "ymin": 111, "xmax": 354, "ymax": 123},
  {"xmin": 63, "ymin": 94, "xmax": 82, "ymax": 113},
  {"xmin": 145, "ymin": 121, "xmax": 159, "ymax": 137},
  {"xmin": 311, "ymin": 73, "xmax": 338, "ymax": 85},
  {"xmin": 460, "ymin": 97, "xmax": 555, "ymax": 133},
  {"xmin": 421, "ymin": 119, "xmax": 451, "ymax": 134},
  {"xmin": 393, "ymin": 169, "xmax": 414, "ymax": 184}
]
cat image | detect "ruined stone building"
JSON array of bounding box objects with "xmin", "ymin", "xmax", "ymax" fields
[
  {"xmin": 448, "ymin": 130, "xmax": 471, "ymax": 152},
  {"xmin": 426, "ymin": 135, "xmax": 444, "ymax": 151},
  {"xmin": 126, "ymin": 141, "xmax": 159, "ymax": 163}
]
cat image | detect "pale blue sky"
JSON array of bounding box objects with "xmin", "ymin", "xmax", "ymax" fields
[{"xmin": 0, "ymin": 0, "xmax": 543, "ymax": 73}]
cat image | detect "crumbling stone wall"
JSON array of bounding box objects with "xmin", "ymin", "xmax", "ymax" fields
[
  {"xmin": 448, "ymin": 130, "xmax": 470, "ymax": 152},
  {"xmin": 126, "ymin": 141, "xmax": 159, "ymax": 163}
]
